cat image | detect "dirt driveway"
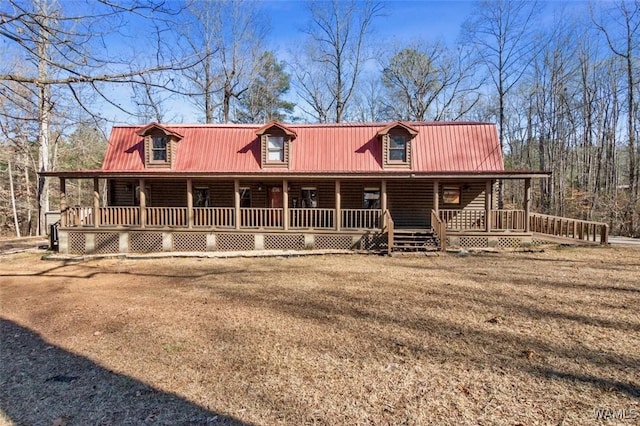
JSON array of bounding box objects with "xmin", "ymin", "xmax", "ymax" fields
[{"xmin": 1, "ymin": 247, "xmax": 639, "ymax": 425}]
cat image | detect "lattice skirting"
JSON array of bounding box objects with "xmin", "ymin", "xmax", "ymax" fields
[
  {"xmin": 173, "ymin": 233, "xmax": 208, "ymax": 252},
  {"xmin": 217, "ymin": 233, "xmax": 255, "ymax": 251},
  {"xmin": 359, "ymin": 233, "xmax": 388, "ymax": 250},
  {"xmin": 129, "ymin": 232, "xmax": 163, "ymax": 253},
  {"xmin": 94, "ymin": 232, "xmax": 119, "ymax": 254},
  {"xmin": 315, "ymin": 234, "xmax": 354, "ymax": 250},
  {"xmin": 264, "ymin": 234, "xmax": 305, "ymax": 250},
  {"xmin": 68, "ymin": 232, "xmax": 86, "ymax": 255},
  {"xmin": 459, "ymin": 236, "xmax": 489, "ymax": 248},
  {"xmin": 497, "ymin": 237, "xmax": 523, "ymax": 248}
]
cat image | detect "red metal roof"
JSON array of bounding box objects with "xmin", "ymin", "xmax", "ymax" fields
[{"xmin": 102, "ymin": 122, "xmax": 504, "ymax": 174}]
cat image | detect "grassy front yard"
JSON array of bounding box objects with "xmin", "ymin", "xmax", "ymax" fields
[{"xmin": 1, "ymin": 247, "xmax": 639, "ymax": 425}]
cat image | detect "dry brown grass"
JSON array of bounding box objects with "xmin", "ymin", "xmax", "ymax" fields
[{"xmin": 1, "ymin": 246, "xmax": 639, "ymax": 425}]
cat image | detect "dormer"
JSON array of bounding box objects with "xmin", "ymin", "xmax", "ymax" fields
[
  {"xmin": 377, "ymin": 121, "xmax": 418, "ymax": 169},
  {"xmin": 137, "ymin": 123, "xmax": 183, "ymax": 168},
  {"xmin": 256, "ymin": 121, "xmax": 297, "ymax": 168}
]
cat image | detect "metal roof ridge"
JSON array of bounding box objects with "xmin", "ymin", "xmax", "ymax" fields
[{"xmin": 111, "ymin": 120, "xmax": 496, "ymax": 129}]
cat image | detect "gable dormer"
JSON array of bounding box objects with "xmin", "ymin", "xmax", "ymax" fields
[
  {"xmin": 256, "ymin": 121, "xmax": 297, "ymax": 168},
  {"xmin": 377, "ymin": 121, "xmax": 418, "ymax": 169},
  {"xmin": 136, "ymin": 123, "xmax": 183, "ymax": 169}
]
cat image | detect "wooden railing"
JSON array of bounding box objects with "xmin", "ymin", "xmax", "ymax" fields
[
  {"xmin": 439, "ymin": 209, "xmax": 485, "ymax": 230},
  {"xmin": 341, "ymin": 209, "xmax": 382, "ymax": 229},
  {"xmin": 99, "ymin": 207, "xmax": 139, "ymax": 226},
  {"xmin": 290, "ymin": 208, "xmax": 335, "ymax": 229},
  {"xmin": 241, "ymin": 208, "xmax": 283, "ymax": 228},
  {"xmin": 431, "ymin": 210, "xmax": 447, "ymax": 250},
  {"xmin": 145, "ymin": 207, "xmax": 187, "ymax": 227},
  {"xmin": 530, "ymin": 213, "xmax": 608, "ymax": 245},
  {"xmin": 491, "ymin": 209, "xmax": 526, "ymax": 231},
  {"xmin": 194, "ymin": 207, "xmax": 235, "ymax": 228},
  {"xmin": 382, "ymin": 209, "xmax": 394, "ymax": 255},
  {"xmin": 66, "ymin": 207, "xmax": 94, "ymax": 226}
]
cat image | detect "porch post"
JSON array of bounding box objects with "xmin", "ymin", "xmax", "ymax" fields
[
  {"xmin": 381, "ymin": 179, "xmax": 387, "ymax": 211},
  {"xmin": 335, "ymin": 180, "xmax": 341, "ymax": 231},
  {"xmin": 283, "ymin": 179, "xmax": 289, "ymax": 230},
  {"xmin": 60, "ymin": 178, "xmax": 67, "ymax": 227},
  {"xmin": 485, "ymin": 179, "xmax": 492, "ymax": 232},
  {"xmin": 93, "ymin": 178, "xmax": 100, "ymax": 228},
  {"xmin": 187, "ymin": 178, "xmax": 193, "ymax": 229},
  {"xmin": 433, "ymin": 179, "xmax": 439, "ymax": 213},
  {"xmin": 234, "ymin": 179, "xmax": 240, "ymax": 230},
  {"xmin": 524, "ymin": 178, "xmax": 531, "ymax": 232},
  {"xmin": 139, "ymin": 178, "xmax": 146, "ymax": 228}
]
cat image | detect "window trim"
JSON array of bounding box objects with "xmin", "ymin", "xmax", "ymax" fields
[
  {"xmin": 363, "ymin": 187, "xmax": 381, "ymax": 209},
  {"xmin": 442, "ymin": 185, "xmax": 462, "ymax": 205},
  {"xmin": 388, "ymin": 134, "xmax": 408, "ymax": 163},
  {"xmin": 193, "ymin": 187, "xmax": 210, "ymax": 207},
  {"xmin": 300, "ymin": 187, "xmax": 318, "ymax": 208},
  {"xmin": 266, "ymin": 135, "xmax": 285, "ymax": 163},
  {"xmin": 240, "ymin": 186, "xmax": 252, "ymax": 208},
  {"xmin": 151, "ymin": 136, "xmax": 168, "ymax": 163}
]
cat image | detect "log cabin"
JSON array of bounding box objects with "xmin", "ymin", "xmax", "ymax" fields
[{"xmin": 44, "ymin": 120, "xmax": 600, "ymax": 255}]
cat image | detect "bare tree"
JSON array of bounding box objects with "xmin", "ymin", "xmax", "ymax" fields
[
  {"xmin": 294, "ymin": 0, "xmax": 383, "ymax": 123},
  {"xmin": 380, "ymin": 41, "xmax": 480, "ymax": 121},
  {"xmin": 0, "ymin": 0, "xmax": 193, "ymax": 234},
  {"xmin": 593, "ymin": 0, "xmax": 640, "ymax": 235},
  {"xmin": 464, "ymin": 0, "xmax": 542, "ymax": 207},
  {"xmin": 181, "ymin": 0, "xmax": 266, "ymax": 123}
]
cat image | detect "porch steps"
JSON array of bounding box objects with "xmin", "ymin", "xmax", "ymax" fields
[{"xmin": 392, "ymin": 229, "xmax": 439, "ymax": 252}]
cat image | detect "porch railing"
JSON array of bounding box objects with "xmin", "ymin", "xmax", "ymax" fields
[
  {"xmin": 194, "ymin": 207, "xmax": 235, "ymax": 228},
  {"xmin": 146, "ymin": 207, "xmax": 187, "ymax": 227},
  {"xmin": 439, "ymin": 209, "xmax": 526, "ymax": 231},
  {"xmin": 491, "ymin": 209, "xmax": 526, "ymax": 231},
  {"xmin": 439, "ymin": 209, "xmax": 485, "ymax": 230},
  {"xmin": 241, "ymin": 208, "xmax": 283, "ymax": 228},
  {"xmin": 290, "ymin": 208, "xmax": 335, "ymax": 229},
  {"xmin": 99, "ymin": 207, "xmax": 139, "ymax": 226},
  {"xmin": 341, "ymin": 209, "xmax": 382, "ymax": 229},
  {"xmin": 67, "ymin": 207, "xmax": 94, "ymax": 226},
  {"xmin": 61, "ymin": 206, "xmax": 384, "ymax": 231},
  {"xmin": 530, "ymin": 213, "xmax": 608, "ymax": 245},
  {"xmin": 431, "ymin": 210, "xmax": 447, "ymax": 250},
  {"xmin": 383, "ymin": 209, "xmax": 394, "ymax": 255}
]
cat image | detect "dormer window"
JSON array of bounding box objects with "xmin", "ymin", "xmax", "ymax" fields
[
  {"xmin": 389, "ymin": 135, "xmax": 407, "ymax": 162},
  {"xmin": 267, "ymin": 135, "xmax": 285, "ymax": 162},
  {"xmin": 377, "ymin": 121, "xmax": 418, "ymax": 169},
  {"xmin": 136, "ymin": 123, "xmax": 183, "ymax": 169},
  {"xmin": 256, "ymin": 121, "xmax": 297, "ymax": 168},
  {"xmin": 152, "ymin": 136, "xmax": 168, "ymax": 162}
]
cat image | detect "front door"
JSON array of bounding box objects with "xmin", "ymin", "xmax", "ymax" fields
[{"xmin": 268, "ymin": 186, "xmax": 283, "ymax": 208}]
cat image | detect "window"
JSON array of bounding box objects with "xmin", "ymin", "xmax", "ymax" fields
[
  {"xmin": 135, "ymin": 186, "xmax": 151, "ymax": 206},
  {"xmin": 301, "ymin": 187, "xmax": 317, "ymax": 208},
  {"xmin": 442, "ymin": 185, "xmax": 461, "ymax": 204},
  {"xmin": 389, "ymin": 135, "xmax": 407, "ymax": 162},
  {"xmin": 194, "ymin": 187, "xmax": 209, "ymax": 207},
  {"xmin": 267, "ymin": 136, "xmax": 285, "ymax": 162},
  {"xmin": 363, "ymin": 188, "xmax": 380, "ymax": 209},
  {"xmin": 151, "ymin": 136, "xmax": 167, "ymax": 162},
  {"xmin": 240, "ymin": 187, "xmax": 251, "ymax": 208}
]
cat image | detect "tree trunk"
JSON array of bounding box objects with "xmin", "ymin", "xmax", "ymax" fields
[{"xmin": 8, "ymin": 158, "xmax": 21, "ymax": 238}]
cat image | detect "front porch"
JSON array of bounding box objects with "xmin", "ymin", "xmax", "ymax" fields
[{"xmin": 53, "ymin": 175, "xmax": 540, "ymax": 254}]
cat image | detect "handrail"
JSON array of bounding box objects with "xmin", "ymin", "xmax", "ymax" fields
[
  {"xmin": 431, "ymin": 210, "xmax": 447, "ymax": 251},
  {"xmin": 382, "ymin": 209, "xmax": 394, "ymax": 255},
  {"xmin": 530, "ymin": 212, "xmax": 608, "ymax": 245}
]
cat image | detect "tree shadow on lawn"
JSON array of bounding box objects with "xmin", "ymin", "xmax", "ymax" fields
[
  {"xmin": 0, "ymin": 318, "xmax": 250, "ymax": 426},
  {"xmin": 207, "ymin": 278, "xmax": 640, "ymax": 400}
]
